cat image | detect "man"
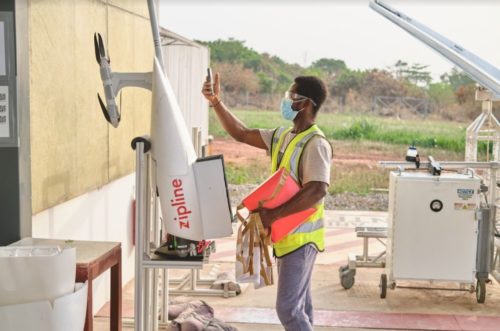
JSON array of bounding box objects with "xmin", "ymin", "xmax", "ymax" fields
[{"xmin": 202, "ymin": 74, "xmax": 332, "ymax": 331}]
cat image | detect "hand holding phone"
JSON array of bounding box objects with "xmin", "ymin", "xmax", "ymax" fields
[{"xmin": 207, "ymin": 68, "xmax": 214, "ymax": 96}]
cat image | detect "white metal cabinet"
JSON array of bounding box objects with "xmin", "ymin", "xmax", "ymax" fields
[{"xmin": 387, "ymin": 172, "xmax": 480, "ymax": 283}]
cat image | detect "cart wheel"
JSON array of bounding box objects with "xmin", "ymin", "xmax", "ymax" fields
[
  {"xmin": 340, "ymin": 269, "xmax": 355, "ymax": 289},
  {"xmin": 338, "ymin": 265, "xmax": 349, "ymax": 281},
  {"xmin": 476, "ymin": 279, "xmax": 486, "ymax": 304},
  {"xmin": 380, "ymin": 274, "xmax": 387, "ymax": 299}
]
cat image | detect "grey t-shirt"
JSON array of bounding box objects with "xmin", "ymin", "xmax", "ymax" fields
[{"xmin": 259, "ymin": 128, "xmax": 333, "ymax": 186}]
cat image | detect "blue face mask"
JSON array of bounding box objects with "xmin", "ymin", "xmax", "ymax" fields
[{"xmin": 280, "ymin": 98, "xmax": 300, "ymax": 121}]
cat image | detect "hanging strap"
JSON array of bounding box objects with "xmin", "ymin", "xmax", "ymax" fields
[{"xmin": 235, "ymin": 204, "xmax": 274, "ymax": 285}]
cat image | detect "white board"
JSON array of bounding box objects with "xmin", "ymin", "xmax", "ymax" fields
[{"xmin": 0, "ymin": 86, "xmax": 9, "ymax": 138}]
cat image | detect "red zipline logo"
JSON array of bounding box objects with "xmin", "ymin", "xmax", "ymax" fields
[{"xmin": 170, "ymin": 179, "xmax": 191, "ymax": 229}]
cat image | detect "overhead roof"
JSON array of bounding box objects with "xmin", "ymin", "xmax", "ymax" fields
[{"xmin": 159, "ymin": 26, "xmax": 207, "ymax": 49}]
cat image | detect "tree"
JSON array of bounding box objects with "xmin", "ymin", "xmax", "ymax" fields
[
  {"xmin": 440, "ymin": 68, "xmax": 476, "ymax": 104},
  {"xmin": 405, "ymin": 63, "xmax": 432, "ymax": 87},
  {"xmin": 389, "ymin": 60, "xmax": 431, "ymax": 87},
  {"xmin": 330, "ymin": 69, "xmax": 366, "ymax": 99},
  {"xmin": 310, "ymin": 58, "xmax": 347, "ymax": 76},
  {"xmin": 440, "ymin": 68, "xmax": 474, "ymax": 91},
  {"xmin": 390, "ymin": 60, "xmax": 408, "ymax": 80},
  {"xmin": 212, "ymin": 62, "xmax": 259, "ymax": 94},
  {"xmin": 428, "ymin": 82, "xmax": 454, "ymax": 106},
  {"xmin": 201, "ymin": 38, "xmax": 262, "ymax": 71},
  {"xmin": 362, "ymin": 69, "xmax": 407, "ymax": 98}
]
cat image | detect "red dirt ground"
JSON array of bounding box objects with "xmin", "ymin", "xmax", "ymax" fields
[{"xmin": 211, "ymin": 138, "xmax": 390, "ymax": 167}]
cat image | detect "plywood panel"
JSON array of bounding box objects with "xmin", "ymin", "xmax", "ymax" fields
[
  {"xmin": 30, "ymin": 0, "xmax": 108, "ymax": 213},
  {"xmin": 107, "ymin": 6, "xmax": 153, "ymax": 181},
  {"xmin": 108, "ymin": 0, "xmax": 150, "ymax": 18},
  {"xmin": 28, "ymin": 0, "xmax": 195, "ymax": 213},
  {"xmin": 30, "ymin": 0, "xmax": 154, "ymax": 213},
  {"xmin": 74, "ymin": 0, "xmax": 110, "ymax": 193}
]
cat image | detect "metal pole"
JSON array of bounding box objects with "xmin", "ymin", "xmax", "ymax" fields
[
  {"xmin": 134, "ymin": 142, "xmax": 146, "ymax": 331},
  {"xmin": 152, "ymin": 160, "xmax": 160, "ymax": 331},
  {"xmin": 490, "ymin": 167, "xmax": 497, "ymax": 269},
  {"xmin": 161, "ymin": 269, "xmax": 169, "ymax": 324},
  {"xmin": 144, "ymin": 155, "xmax": 152, "ymax": 331},
  {"xmin": 147, "ymin": 0, "xmax": 165, "ymax": 70}
]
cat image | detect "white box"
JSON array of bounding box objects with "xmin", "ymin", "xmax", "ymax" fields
[
  {"xmin": 193, "ymin": 155, "xmax": 233, "ymax": 239},
  {"xmin": 0, "ymin": 282, "xmax": 88, "ymax": 331},
  {"xmin": 0, "ymin": 246, "xmax": 76, "ymax": 306},
  {"xmin": 387, "ymin": 172, "xmax": 480, "ymax": 283}
]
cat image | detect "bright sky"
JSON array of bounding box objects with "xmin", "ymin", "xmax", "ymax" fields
[{"xmin": 159, "ymin": 1, "xmax": 500, "ymax": 81}]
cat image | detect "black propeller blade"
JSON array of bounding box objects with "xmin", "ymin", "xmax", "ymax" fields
[
  {"xmin": 97, "ymin": 93, "xmax": 111, "ymax": 124},
  {"xmin": 93, "ymin": 33, "xmax": 101, "ymax": 65},
  {"xmin": 97, "ymin": 33, "xmax": 110, "ymax": 64}
]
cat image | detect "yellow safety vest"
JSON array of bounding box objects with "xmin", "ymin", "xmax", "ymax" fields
[{"xmin": 270, "ymin": 124, "xmax": 330, "ymax": 257}]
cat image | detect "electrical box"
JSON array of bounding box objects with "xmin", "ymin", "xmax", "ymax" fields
[
  {"xmin": 387, "ymin": 172, "xmax": 480, "ymax": 283},
  {"xmin": 0, "ymin": 8, "xmax": 20, "ymax": 246}
]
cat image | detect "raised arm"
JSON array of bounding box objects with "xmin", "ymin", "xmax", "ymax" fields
[{"xmin": 202, "ymin": 73, "xmax": 267, "ymax": 150}]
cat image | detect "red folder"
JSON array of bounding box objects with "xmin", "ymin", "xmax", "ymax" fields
[{"xmin": 241, "ymin": 168, "xmax": 316, "ymax": 243}]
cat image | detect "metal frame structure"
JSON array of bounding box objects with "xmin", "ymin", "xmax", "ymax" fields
[
  {"xmin": 132, "ymin": 138, "xmax": 205, "ymax": 331},
  {"xmin": 132, "ymin": 137, "xmax": 237, "ymax": 331},
  {"xmin": 466, "ymin": 90, "xmax": 500, "ymax": 163},
  {"xmin": 494, "ymin": 236, "xmax": 500, "ymax": 281},
  {"xmin": 378, "ymin": 161, "xmax": 498, "ymax": 302},
  {"xmin": 339, "ymin": 226, "xmax": 387, "ymax": 290},
  {"xmin": 372, "ymin": 95, "xmax": 432, "ymax": 117},
  {"xmin": 369, "ymin": 0, "xmax": 500, "ymax": 286}
]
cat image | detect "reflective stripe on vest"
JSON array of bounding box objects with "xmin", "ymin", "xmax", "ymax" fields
[
  {"xmin": 270, "ymin": 124, "xmax": 328, "ymax": 257},
  {"xmin": 271, "ymin": 127, "xmax": 292, "ymax": 172},
  {"xmin": 293, "ymin": 218, "xmax": 324, "ymax": 234}
]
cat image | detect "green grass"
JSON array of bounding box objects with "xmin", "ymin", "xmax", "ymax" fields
[
  {"xmin": 210, "ymin": 109, "xmax": 469, "ymax": 153},
  {"xmin": 211, "ymin": 109, "xmax": 487, "ymax": 193},
  {"xmin": 224, "ymin": 161, "xmax": 269, "ymax": 185},
  {"xmin": 330, "ymin": 165, "xmax": 388, "ymax": 195}
]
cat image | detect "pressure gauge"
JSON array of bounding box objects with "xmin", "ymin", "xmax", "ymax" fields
[{"xmin": 430, "ymin": 199, "xmax": 443, "ymax": 212}]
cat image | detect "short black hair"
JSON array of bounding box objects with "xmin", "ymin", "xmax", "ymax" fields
[{"xmin": 294, "ymin": 76, "xmax": 327, "ymax": 114}]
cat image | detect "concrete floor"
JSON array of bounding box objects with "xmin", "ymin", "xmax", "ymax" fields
[{"xmin": 94, "ymin": 211, "xmax": 500, "ymax": 331}]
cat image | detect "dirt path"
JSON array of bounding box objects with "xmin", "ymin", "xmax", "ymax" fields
[
  {"xmin": 212, "ymin": 138, "xmax": 391, "ymax": 211},
  {"xmin": 211, "ymin": 138, "xmax": 395, "ymax": 166},
  {"xmin": 211, "ymin": 139, "xmax": 268, "ymax": 165}
]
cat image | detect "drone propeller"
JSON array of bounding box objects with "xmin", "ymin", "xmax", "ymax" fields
[
  {"xmin": 93, "ymin": 33, "xmax": 110, "ymax": 65},
  {"xmin": 93, "ymin": 34, "xmax": 101, "ymax": 65},
  {"xmin": 97, "ymin": 93, "xmax": 111, "ymax": 124}
]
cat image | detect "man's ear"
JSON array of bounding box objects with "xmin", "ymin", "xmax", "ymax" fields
[{"xmin": 307, "ymin": 99, "xmax": 315, "ymax": 112}]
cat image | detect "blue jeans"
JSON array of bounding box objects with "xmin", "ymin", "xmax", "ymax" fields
[{"xmin": 276, "ymin": 244, "xmax": 318, "ymax": 331}]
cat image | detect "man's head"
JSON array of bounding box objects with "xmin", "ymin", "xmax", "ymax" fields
[{"xmin": 292, "ymin": 76, "xmax": 327, "ymax": 115}]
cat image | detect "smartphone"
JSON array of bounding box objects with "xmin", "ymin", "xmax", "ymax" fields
[{"xmin": 207, "ymin": 68, "xmax": 214, "ymax": 95}]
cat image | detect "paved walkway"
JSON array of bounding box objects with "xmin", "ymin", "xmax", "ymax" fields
[{"xmin": 96, "ymin": 210, "xmax": 500, "ymax": 331}]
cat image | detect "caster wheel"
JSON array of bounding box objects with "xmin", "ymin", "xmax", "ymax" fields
[
  {"xmin": 380, "ymin": 273, "xmax": 387, "ymax": 299},
  {"xmin": 476, "ymin": 279, "xmax": 486, "ymax": 304},
  {"xmin": 340, "ymin": 269, "xmax": 355, "ymax": 289},
  {"xmin": 338, "ymin": 265, "xmax": 349, "ymax": 282}
]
